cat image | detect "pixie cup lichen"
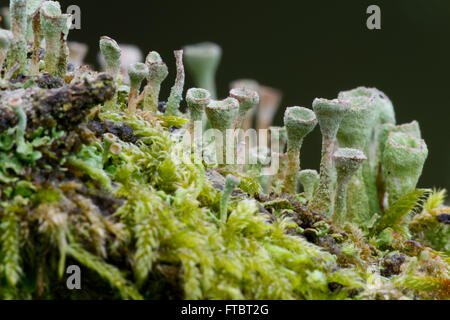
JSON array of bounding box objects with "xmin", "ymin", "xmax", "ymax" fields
[
  {"xmin": 99, "ymin": 36, "xmax": 121, "ymax": 111},
  {"xmin": 309, "ymin": 98, "xmax": 349, "ymax": 214},
  {"xmin": 26, "ymin": 0, "xmax": 43, "ymax": 75},
  {"xmin": 127, "ymin": 62, "xmax": 149, "ymax": 114},
  {"xmin": 257, "ymin": 85, "xmax": 283, "ymax": 131},
  {"xmin": 40, "ymin": 1, "xmax": 67, "ymax": 76},
  {"xmin": 383, "ymin": 132, "xmax": 428, "ymax": 206},
  {"xmin": 186, "ymin": 88, "xmax": 211, "ymax": 137},
  {"xmin": 229, "ymin": 87, "xmax": 260, "ymax": 130},
  {"xmin": 165, "ymin": 50, "xmax": 185, "ymax": 116},
  {"xmin": 282, "ymin": 107, "xmax": 317, "ymax": 194},
  {"xmin": 184, "ymin": 42, "xmax": 222, "ymax": 99},
  {"xmin": 230, "ymin": 79, "xmax": 260, "ymax": 130},
  {"xmin": 337, "ymin": 87, "xmax": 378, "ymax": 221},
  {"xmin": 0, "ymin": 29, "xmax": 12, "ymax": 74},
  {"xmin": 7, "ymin": 0, "xmax": 27, "ymax": 74},
  {"xmin": 333, "ymin": 148, "xmax": 367, "ymax": 226},
  {"xmin": 299, "ymin": 170, "xmax": 320, "ymax": 202},
  {"xmin": 142, "ymin": 51, "xmax": 168, "ymax": 113},
  {"xmin": 205, "ymin": 97, "xmax": 240, "ymax": 168}
]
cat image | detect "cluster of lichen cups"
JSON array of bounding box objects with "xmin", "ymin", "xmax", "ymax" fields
[
  {"xmin": 95, "ymin": 37, "xmax": 429, "ymax": 227},
  {"xmin": 276, "ymin": 88, "xmax": 428, "ymax": 227},
  {"xmin": 0, "ymin": 1, "xmax": 430, "ymax": 229}
]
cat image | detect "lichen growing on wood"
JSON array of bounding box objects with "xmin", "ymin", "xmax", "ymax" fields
[{"xmin": 0, "ymin": 0, "xmax": 448, "ymax": 300}]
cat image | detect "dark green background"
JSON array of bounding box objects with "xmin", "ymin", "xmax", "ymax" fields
[{"xmin": 38, "ymin": 0, "xmax": 450, "ymax": 190}]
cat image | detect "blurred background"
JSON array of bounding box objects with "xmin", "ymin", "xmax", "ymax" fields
[{"xmin": 9, "ymin": 0, "xmax": 450, "ymax": 190}]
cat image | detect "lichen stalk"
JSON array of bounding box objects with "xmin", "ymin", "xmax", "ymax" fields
[
  {"xmin": 205, "ymin": 97, "xmax": 239, "ymax": 168},
  {"xmin": 40, "ymin": 1, "xmax": 67, "ymax": 76},
  {"xmin": 230, "ymin": 79, "xmax": 260, "ymax": 131},
  {"xmin": 165, "ymin": 50, "xmax": 185, "ymax": 116},
  {"xmin": 56, "ymin": 13, "xmax": 71, "ymax": 79},
  {"xmin": 127, "ymin": 62, "xmax": 149, "ymax": 114},
  {"xmin": 186, "ymin": 88, "xmax": 211, "ymax": 138},
  {"xmin": 337, "ymin": 87, "xmax": 378, "ymax": 221},
  {"xmin": 282, "ymin": 107, "xmax": 317, "ymax": 194},
  {"xmin": 99, "ymin": 36, "xmax": 121, "ymax": 111},
  {"xmin": 7, "ymin": 0, "xmax": 27, "ymax": 75},
  {"xmin": 0, "ymin": 29, "xmax": 12, "ymax": 74},
  {"xmin": 299, "ymin": 170, "xmax": 320, "ymax": 201},
  {"xmin": 382, "ymin": 132, "xmax": 428, "ymax": 206},
  {"xmin": 142, "ymin": 51, "xmax": 168, "ymax": 113},
  {"xmin": 309, "ymin": 98, "xmax": 349, "ymax": 215},
  {"xmin": 333, "ymin": 148, "xmax": 367, "ymax": 226},
  {"xmin": 230, "ymin": 87, "xmax": 260, "ymax": 130}
]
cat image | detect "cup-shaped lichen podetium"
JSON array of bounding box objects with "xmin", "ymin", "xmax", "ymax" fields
[
  {"xmin": 383, "ymin": 132, "xmax": 428, "ymax": 206},
  {"xmin": 143, "ymin": 51, "xmax": 168, "ymax": 113},
  {"xmin": 257, "ymin": 85, "xmax": 283, "ymax": 131},
  {"xmin": 184, "ymin": 42, "xmax": 222, "ymax": 99},
  {"xmin": 337, "ymin": 87, "xmax": 378, "ymax": 221},
  {"xmin": 333, "ymin": 148, "xmax": 367, "ymax": 226},
  {"xmin": 299, "ymin": 170, "xmax": 320, "ymax": 202},
  {"xmin": 186, "ymin": 88, "xmax": 211, "ymax": 138},
  {"xmin": 26, "ymin": 0, "xmax": 44, "ymax": 75},
  {"xmin": 282, "ymin": 107, "xmax": 317, "ymax": 194},
  {"xmin": 230, "ymin": 79, "xmax": 260, "ymax": 131},
  {"xmin": 205, "ymin": 98, "xmax": 240, "ymax": 168},
  {"xmin": 0, "ymin": 29, "xmax": 13, "ymax": 73},
  {"xmin": 7, "ymin": 0, "xmax": 27, "ymax": 75},
  {"xmin": 127, "ymin": 62, "xmax": 149, "ymax": 114},
  {"xmin": 40, "ymin": 1, "xmax": 67, "ymax": 76},
  {"xmin": 99, "ymin": 36, "xmax": 121, "ymax": 111},
  {"xmin": 230, "ymin": 87, "xmax": 260, "ymax": 130},
  {"xmin": 99, "ymin": 36, "xmax": 122, "ymax": 80},
  {"xmin": 309, "ymin": 98, "xmax": 349, "ymax": 214}
]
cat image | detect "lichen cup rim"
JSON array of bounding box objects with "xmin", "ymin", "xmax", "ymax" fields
[
  {"xmin": 184, "ymin": 42, "xmax": 222, "ymax": 57},
  {"xmin": 230, "ymin": 87, "xmax": 260, "ymax": 104},
  {"xmin": 187, "ymin": 88, "xmax": 211, "ymax": 103},
  {"xmin": 284, "ymin": 106, "xmax": 317, "ymax": 124},
  {"xmin": 338, "ymin": 87, "xmax": 377, "ymax": 111},
  {"xmin": 387, "ymin": 131, "xmax": 427, "ymax": 152},
  {"xmin": 207, "ymin": 97, "xmax": 239, "ymax": 111},
  {"xmin": 333, "ymin": 148, "xmax": 367, "ymax": 163}
]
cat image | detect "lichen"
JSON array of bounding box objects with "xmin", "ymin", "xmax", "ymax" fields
[{"xmin": 0, "ymin": 0, "xmax": 448, "ymax": 301}]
